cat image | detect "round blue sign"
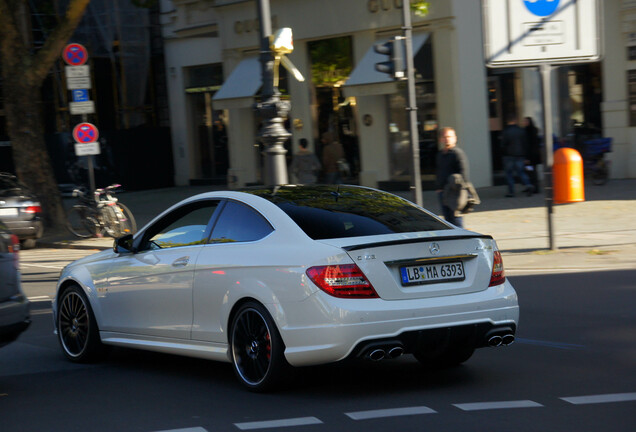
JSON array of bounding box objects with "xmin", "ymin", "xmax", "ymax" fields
[{"xmin": 523, "ymin": 0, "xmax": 560, "ymax": 17}]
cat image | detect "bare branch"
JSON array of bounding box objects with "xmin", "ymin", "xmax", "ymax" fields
[{"xmin": 30, "ymin": 0, "xmax": 91, "ymax": 86}]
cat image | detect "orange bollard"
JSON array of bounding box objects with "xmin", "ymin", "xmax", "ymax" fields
[{"xmin": 553, "ymin": 147, "xmax": 585, "ymax": 204}]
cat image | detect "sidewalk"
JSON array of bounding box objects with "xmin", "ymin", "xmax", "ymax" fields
[{"xmin": 39, "ymin": 179, "xmax": 636, "ymax": 273}]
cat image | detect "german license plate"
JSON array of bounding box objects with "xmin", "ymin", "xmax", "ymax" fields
[
  {"xmin": 400, "ymin": 261, "xmax": 465, "ymax": 285},
  {"xmin": 0, "ymin": 208, "xmax": 18, "ymax": 217}
]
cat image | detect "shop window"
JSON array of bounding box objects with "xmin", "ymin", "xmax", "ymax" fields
[{"xmin": 388, "ymin": 36, "xmax": 437, "ymax": 184}]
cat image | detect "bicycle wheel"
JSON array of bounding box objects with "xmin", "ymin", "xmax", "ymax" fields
[
  {"xmin": 100, "ymin": 206, "xmax": 121, "ymax": 238},
  {"xmin": 67, "ymin": 206, "xmax": 98, "ymax": 238},
  {"xmin": 115, "ymin": 203, "xmax": 137, "ymax": 235}
]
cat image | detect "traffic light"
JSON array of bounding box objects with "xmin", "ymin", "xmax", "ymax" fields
[{"xmin": 374, "ymin": 37, "xmax": 405, "ymax": 80}]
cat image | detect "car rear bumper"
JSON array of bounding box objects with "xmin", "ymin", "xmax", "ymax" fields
[
  {"xmin": 278, "ymin": 280, "xmax": 519, "ymax": 367},
  {"xmin": 0, "ymin": 295, "xmax": 31, "ymax": 347},
  {"xmin": 4, "ymin": 220, "xmax": 43, "ymax": 240}
]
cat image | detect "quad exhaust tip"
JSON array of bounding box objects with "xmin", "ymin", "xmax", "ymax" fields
[
  {"xmin": 488, "ymin": 333, "xmax": 515, "ymax": 347},
  {"xmin": 366, "ymin": 345, "xmax": 404, "ymax": 361}
]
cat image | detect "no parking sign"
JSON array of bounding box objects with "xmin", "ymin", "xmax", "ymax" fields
[
  {"xmin": 72, "ymin": 122, "xmax": 100, "ymax": 156},
  {"xmin": 73, "ymin": 122, "xmax": 99, "ymax": 143},
  {"xmin": 62, "ymin": 43, "xmax": 88, "ymax": 66}
]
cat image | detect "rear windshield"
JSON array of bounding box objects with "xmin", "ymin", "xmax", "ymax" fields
[{"xmin": 245, "ymin": 186, "xmax": 450, "ymax": 240}]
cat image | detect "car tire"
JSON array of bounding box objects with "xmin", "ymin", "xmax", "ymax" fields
[
  {"xmin": 57, "ymin": 285, "xmax": 103, "ymax": 363},
  {"xmin": 230, "ymin": 302, "xmax": 289, "ymax": 392},
  {"xmin": 414, "ymin": 344, "xmax": 475, "ymax": 368}
]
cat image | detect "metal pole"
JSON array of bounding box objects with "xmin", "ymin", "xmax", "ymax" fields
[
  {"xmin": 402, "ymin": 2, "xmax": 423, "ymax": 207},
  {"xmin": 255, "ymin": 0, "xmax": 289, "ymax": 186},
  {"xmin": 540, "ymin": 63, "xmax": 555, "ymax": 250}
]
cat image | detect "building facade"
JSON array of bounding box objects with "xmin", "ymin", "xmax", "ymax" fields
[{"xmin": 160, "ymin": 0, "xmax": 636, "ymax": 190}]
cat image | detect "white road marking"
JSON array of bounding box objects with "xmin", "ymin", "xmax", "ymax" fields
[
  {"xmin": 26, "ymin": 296, "xmax": 51, "ymax": 302},
  {"xmin": 453, "ymin": 400, "xmax": 543, "ymax": 411},
  {"xmin": 234, "ymin": 417, "xmax": 322, "ymax": 430},
  {"xmin": 153, "ymin": 428, "xmax": 208, "ymax": 432},
  {"xmin": 20, "ymin": 262, "xmax": 67, "ymax": 270},
  {"xmin": 561, "ymin": 393, "xmax": 636, "ymax": 405},
  {"xmin": 346, "ymin": 406, "xmax": 436, "ymax": 420}
]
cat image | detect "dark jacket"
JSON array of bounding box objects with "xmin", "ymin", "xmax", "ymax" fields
[
  {"xmin": 501, "ymin": 124, "xmax": 528, "ymax": 157},
  {"xmin": 435, "ymin": 146, "xmax": 469, "ymax": 190}
]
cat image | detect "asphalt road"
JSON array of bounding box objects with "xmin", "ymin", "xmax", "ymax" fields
[{"xmin": 1, "ymin": 249, "xmax": 635, "ymax": 432}]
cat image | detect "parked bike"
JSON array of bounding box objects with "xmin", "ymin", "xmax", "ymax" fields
[
  {"xmin": 582, "ymin": 138, "xmax": 612, "ymax": 185},
  {"xmin": 66, "ymin": 184, "xmax": 137, "ymax": 238}
]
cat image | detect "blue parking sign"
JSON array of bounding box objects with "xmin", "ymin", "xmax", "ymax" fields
[
  {"xmin": 523, "ymin": 0, "xmax": 560, "ymax": 17},
  {"xmin": 72, "ymin": 89, "xmax": 89, "ymax": 102}
]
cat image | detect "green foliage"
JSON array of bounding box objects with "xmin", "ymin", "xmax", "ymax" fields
[
  {"xmin": 308, "ymin": 37, "xmax": 353, "ymax": 87},
  {"xmin": 410, "ymin": 1, "xmax": 430, "ymax": 17}
]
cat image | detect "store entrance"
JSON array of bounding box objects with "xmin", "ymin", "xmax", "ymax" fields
[
  {"xmin": 189, "ymin": 91, "xmax": 228, "ymax": 183},
  {"xmin": 308, "ymin": 36, "xmax": 360, "ymax": 182}
]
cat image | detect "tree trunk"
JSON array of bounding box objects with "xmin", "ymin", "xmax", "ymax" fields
[
  {"xmin": 0, "ymin": 0, "xmax": 91, "ymax": 233},
  {"xmin": 2, "ymin": 77, "xmax": 67, "ymax": 232}
]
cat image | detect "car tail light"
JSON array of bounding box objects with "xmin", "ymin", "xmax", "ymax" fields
[
  {"xmin": 306, "ymin": 264, "xmax": 379, "ymax": 298},
  {"xmin": 24, "ymin": 205, "xmax": 42, "ymax": 214},
  {"xmin": 9, "ymin": 234, "xmax": 19, "ymax": 268},
  {"xmin": 488, "ymin": 250, "xmax": 506, "ymax": 287}
]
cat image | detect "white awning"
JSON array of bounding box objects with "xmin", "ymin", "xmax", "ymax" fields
[
  {"xmin": 344, "ymin": 33, "xmax": 430, "ymax": 96},
  {"xmin": 212, "ymin": 56, "xmax": 261, "ymax": 108}
]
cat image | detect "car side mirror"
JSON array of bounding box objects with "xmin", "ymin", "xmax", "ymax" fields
[{"xmin": 114, "ymin": 233, "xmax": 135, "ymax": 254}]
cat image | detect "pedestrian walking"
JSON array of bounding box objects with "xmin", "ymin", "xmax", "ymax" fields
[
  {"xmin": 435, "ymin": 127, "xmax": 470, "ymax": 228},
  {"xmin": 501, "ymin": 114, "xmax": 534, "ymax": 197},
  {"xmin": 290, "ymin": 138, "xmax": 321, "ymax": 184},
  {"xmin": 524, "ymin": 116, "xmax": 541, "ymax": 193},
  {"xmin": 321, "ymin": 132, "xmax": 344, "ymax": 184}
]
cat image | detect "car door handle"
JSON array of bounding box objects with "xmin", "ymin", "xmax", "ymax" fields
[{"xmin": 172, "ymin": 256, "xmax": 190, "ymax": 267}]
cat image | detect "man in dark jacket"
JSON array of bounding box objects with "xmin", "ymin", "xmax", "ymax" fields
[
  {"xmin": 501, "ymin": 114, "xmax": 534, "ymax": 197},
  {"xmin": 435, "ymin": 127, "xmax": 469, "ymax": 227}
]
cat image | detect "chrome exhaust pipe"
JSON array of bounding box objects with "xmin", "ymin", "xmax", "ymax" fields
[
  {"xmin": 488, "ymin": 335, "xmax": 503, "ymax": 347},
  {"xmin": 368, "ymin": 349, "xmax": 386, "ymax": 361},
  {"xmin": 501, "ymin": 334, "xmax": 515, "ymax": 346},
  {"xmin": 387, "ymin": 346, "xmax": 404, "ymax": 359}
]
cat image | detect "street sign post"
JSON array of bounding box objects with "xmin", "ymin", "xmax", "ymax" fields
[
  {"xmin": 64, "ymin": 44, "xmax": 98, "ymax": 192},
  {"xmin": 483, "ymin": 0, "xmax": 603, "ymax": 250},
  {"xmin": 483, "ymin": 0, "xmax": 602, "ymax": 67}
]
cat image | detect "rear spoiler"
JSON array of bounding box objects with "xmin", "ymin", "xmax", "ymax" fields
[{"xmin": 341, "ymin": 234, "xmax": 494, "ymax": 252}]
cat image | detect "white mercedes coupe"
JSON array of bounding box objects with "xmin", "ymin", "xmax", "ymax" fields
[{"xmin": 53, "ymin": 185, "xmax": 519, "ymax": 391}]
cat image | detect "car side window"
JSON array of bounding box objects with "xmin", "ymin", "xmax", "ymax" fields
[
  {"xmin": 209, "ymin": 201, "xmax": 273, "ymax": 243},
  {"xmin": 140, "ymin": 200, "xmax": 220, "ymax": 251}
]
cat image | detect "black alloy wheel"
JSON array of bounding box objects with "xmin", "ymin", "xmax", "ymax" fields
[
  {"xmin": 230, "ymin": 302, "xmax": 288, "ymax": 392},
  {"xmin": 57, "ymin": 285, "xmax": 103, "ymax": 362}
]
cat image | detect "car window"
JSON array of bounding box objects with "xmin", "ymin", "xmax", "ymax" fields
[
  {"xmin": 140, "ymin": 200, "xmax": 220, "ymax": 250},
  {"xmin": 209, "ymin": 201, "xmax": 273, "ymax": 243},
  {"xmin": 245, "ymin": 185, "xmax": 450, "ymax": 240}
]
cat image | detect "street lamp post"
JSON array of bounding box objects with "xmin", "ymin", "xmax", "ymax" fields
[{"xmin": 255, "ymin": 0, "xmax": 289, "ymax": 186}]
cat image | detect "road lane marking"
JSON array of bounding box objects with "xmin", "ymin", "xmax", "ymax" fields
[
  {"xmin": 234, "ymin": 417, "xmax": 322, "ymax": 430},
  {"xmin": 453, "ymin": 400, "xmax": 543, "ymax": 411},
  {"xmin": 153, "ymin": 428, "xmax": 207, "ymax": 432},
  {"xmin": 27, "ymin": 296, "xmax": 51, "ymax": 301},
  {"xmin": 561, "ymin": 393, "xmax": 636, "ymax": 405},
  {"xmin": 346, "ymin": 406, "xmax": 436, "ymax": 420},
  {"xmin": 20, "ymin": 263, "xmax": 67, "ymax": 270}
]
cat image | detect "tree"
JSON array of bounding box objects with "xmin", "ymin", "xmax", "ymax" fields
[{"xmin": 0, "ymin": 0, "xmax": 90, "ymax": 231}]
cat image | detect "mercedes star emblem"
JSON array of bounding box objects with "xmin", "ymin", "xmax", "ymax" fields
[{"xmin": 429, "ymin": 242, "xmax": 440, "ymax": 255}]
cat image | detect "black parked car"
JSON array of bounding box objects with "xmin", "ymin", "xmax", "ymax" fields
[
  {"xmin": 0, "ymin": 173, "xmax": 43, "ymax": 249},
  {"xmin": 0, "ymin": 220, "xmax": 30, "ymax": 348}
]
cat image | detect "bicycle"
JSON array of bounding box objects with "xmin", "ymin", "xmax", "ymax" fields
[{"xmin": 66, "ymin": 184, "xmax": 137, "ymax": 238}]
